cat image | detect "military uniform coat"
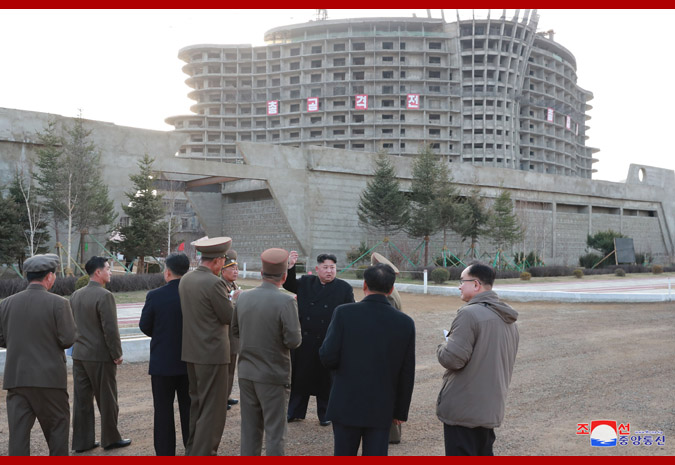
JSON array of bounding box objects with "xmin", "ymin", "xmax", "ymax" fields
[
  {"xmin": 0, "ymin": 283, "xmax": 76, "ymax": 389},
  {"xmin": 282, "ymin": 266, "xmax": 354, "ymax": 397},
  {"xmin": 223, "ymin": 279, "xmax": 240, "ymax": 355},
  {"xmin": 233, "ymin": 281, "xmax": 302, "ymax": 385},
  {"xmin": 179, "ymin": 265, "xmax": 233, "ymax": 364},
  {"xmin": 70, "ymin": 280, "xmax": 124, "ymax": 450},
  {"xmin": 70, "ymin": 281, "xmax": 122, "ymax": 362}
]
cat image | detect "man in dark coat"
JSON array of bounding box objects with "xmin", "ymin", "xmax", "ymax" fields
[
  {"xmin": 139, "ymin": 253, "xmax": 191, "ymax": 456},
  {"xmin": 0, "ymin": 253, "xmax": 76, "ymax": 456},
  {"xmin": 283, "ymin": 251, "xmax": 354, "ymax": 426},
  {"xmin": 319, "ymin": 264, "xmax": 415, "ymax": 456}
]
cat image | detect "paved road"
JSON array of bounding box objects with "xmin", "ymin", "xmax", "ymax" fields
[{"xmin": 115, "ymin": 276, "xmax": 675, "ymax": 334}]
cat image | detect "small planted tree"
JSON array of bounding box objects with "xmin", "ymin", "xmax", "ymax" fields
[
  {"xmin": 9, "ymin": 165, "xmax": 51, "ymax": 263},
  {"xmin": 357, "ymin": 151, "xmax": 409, "ymax": 240},
  {"xmin": 454, "ymin": 182, "xmax": 489, "ymax": 259},
  {"xmin": 407, "ymin": 146, "xmax": 441, "ymax": 266},
  {"xmin": 488, "ymin": 190, "xmax": 524, "ymax": 258},
  {"xmin": 118, "ymin": 154, "xmax": 167, "ymax": 274},
  {"xmin": 0, "ymin": 191, "xmax": 25, "ymax": 268}
]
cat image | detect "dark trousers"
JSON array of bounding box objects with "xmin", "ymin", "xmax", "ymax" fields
[
  {"xmin": 151, "ymin": 374, "xmax": 190, "ymax": 456},
  {"xmin": 72, "ymin": 360, "xmax": 122, "ymax": 450},
  {"xmin": 227, "ymin": 353, "xmax": 237, "ymax": 399},
  {"xmin": 443, "ymin": 423, "xmax": 495, "ymax": 456},
  {"xmin": 287, "ymin": 390, "xmax": 328, "ymax": 422},
  {"xmin": 6, "ymin": 387, "xmax": 70, "ymax": 456},
  {"xmin": 332, "ymin": 421, "xmax": 390, "ymax": 456}
]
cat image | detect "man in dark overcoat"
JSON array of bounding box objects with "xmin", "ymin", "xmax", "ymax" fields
[
  {"xmin": 71, "ymin": 256, "xmax": 130, "ymax": 452},
  {"xmin": 139, "ymin": 252, "xmax": 191, "ymax": 456},
  {"xmin": 319, "ymin": 264, "xmax": 416, "ymax": 456},
  {"xmin": 0, "ymin": 254, "xmax": 76, "ymax": 456},
  {"xmin": 283, "ymin": 251, "xmax": 354, "ymax": 426},
  {"xmin": 179, "ymin": 237, "xmax": 233, "ymax": 455}
]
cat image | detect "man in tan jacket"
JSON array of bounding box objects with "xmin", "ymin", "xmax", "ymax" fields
[
  {"xmin": 233, "ymin": 248, "xmax": 302, "ymax": 455},
  {"xmin": 436, "ymin": 263, "xmax": 519, "ymax": 456},
  {"xmin": 0, "ymin": 254, "xmax": 76, "ymax": 456},
  {"xmin": 179, "ymin": 237, "xmax": 234, "ymax": 455},
  {"xmin": 70, "ymin": 256, "xmax": 130, "ymax": 453}
]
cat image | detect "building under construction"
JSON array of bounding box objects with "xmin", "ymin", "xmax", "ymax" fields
[{"xmin": 166, "ymin": 9, "xmax": 598, "ymax": 178}]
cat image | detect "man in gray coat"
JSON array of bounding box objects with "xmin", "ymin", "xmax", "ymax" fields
[
  {"xmin": 71, "ymin": 256, "xmax": 131, "ymax": 452},
  {"xmin": 436, "ymin": 263, "xmax": 519, "ymax": 456},
  {"xmin": 233, "ymin": 248, "xmax": 302, "ymax": 455},
  {"xmin": 179, "ymin": 237, "xmax": 233, "ymax": 456},
  {"xmin": 0, "ymin": 254, "xmax": 76, "ymax": 456}
]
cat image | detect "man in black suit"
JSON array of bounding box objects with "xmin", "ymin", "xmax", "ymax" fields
[
  {"xmin": 319, "ymin": 264, "xmax": 415, "ymax": 456},
  {"xmin": 139, "ymin": 253, "xmax": 191, "ymax": 456}
]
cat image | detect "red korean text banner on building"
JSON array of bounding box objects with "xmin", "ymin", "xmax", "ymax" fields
[
  {"xmin": 355, "ymin": 94, "xmax": 368, "ymax": 110},
  {"xmin": 307, "ymin": 97, "xmax": 319, "ymax": 112},
  {"xmin": 407, "ymin": 94, "xmax": 420, "ymax": 109},
  {"xmin": 267, "ymin": 100, "xmax": 279, "ymax": 116}
]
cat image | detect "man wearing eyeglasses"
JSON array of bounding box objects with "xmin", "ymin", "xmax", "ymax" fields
[{"xmin": 436, "ymin": 263, "xmax": 519, "ymax": 456}]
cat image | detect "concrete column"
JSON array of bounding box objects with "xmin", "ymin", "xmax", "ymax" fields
[
  {"xmin": 589, "ymin": 204, "xmax": 593, "ymax": 235},
  {"xmin": 551, "ymin": 202, "xmax": 557, "ymax": 261}
]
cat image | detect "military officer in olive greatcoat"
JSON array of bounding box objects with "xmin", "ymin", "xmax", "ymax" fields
[
  {"xmin": 233, "ymin": 248, "xmax": 302, "ymax": 455},
  {"xmin": 0, "ymin": 254, "xmax": 76, "ymax": 456},
  {"xmin": 221, "ymin": 249, "xmax": 242, "ymax": 410},
  {"xmin": 179, "ymin": 237, "xmax": 234, "ymax": 456}
]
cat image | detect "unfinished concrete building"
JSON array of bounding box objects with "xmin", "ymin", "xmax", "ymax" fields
[{"xmin": 166, "ymin": 10, "xmax": 598, "ymax": 178}]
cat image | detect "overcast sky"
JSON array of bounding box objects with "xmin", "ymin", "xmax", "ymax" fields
[{"xmin": 1, "ymin": 9, "xmax": 672, "ymax": 182}]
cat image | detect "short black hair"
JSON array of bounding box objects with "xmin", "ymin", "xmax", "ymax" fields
[
  {"xmin": 26, "ymin": 269, "xmax": 54, "ymax": 283},
  {"xmin": 466, "ymin": 262, "xmax": 496, "ymax": 287},
  {"xmin": 85, "ymin": 256, "xmax": 109, "ymax": 276},
  {"xmin": 166, "ymin": 253, "xmax": 190, "ymax": 276},
  {"xmin": 317, "ymin": 253, "xmax": 337, "ymax": 265},
  {"xmin": 363, "ymin": 263, "xmax": 396, "ymax": 294}
]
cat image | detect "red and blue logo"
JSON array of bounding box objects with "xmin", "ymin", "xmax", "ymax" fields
[{"xmin": 590, "ymin": 420, "xmax": 617, "ymax": 447}]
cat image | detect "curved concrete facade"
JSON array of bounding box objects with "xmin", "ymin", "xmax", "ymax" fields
[{"xmin": 166, "ymin": 10, "xmax": 597, "ymax": 178}]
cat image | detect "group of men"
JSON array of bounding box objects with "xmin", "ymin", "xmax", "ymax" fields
[{"xmin": 0, "ymin": 237, "xmax": 519, "ymax": 457}]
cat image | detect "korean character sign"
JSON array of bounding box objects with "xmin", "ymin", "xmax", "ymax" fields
[
  {"xmin": 307, "ymin": 97, "xmax": 319, "ymax": 113},
  {"xmin": 546, "ymin": 107, "xmax": 554, "ymax": 123},
  {"xmin": 267, "ymin": 100, "xmax": 279, "ymax": 116},
  {"xmin": 355, "ymin": 94, "xmax": 368, "ymax": 110},
  {"xmin": 406, "ymin": 94, "xmax": 420, "ymax": 109},
  {"xmin": 566, "ymin": 115, "xmax": 572, "ymax": 130}
]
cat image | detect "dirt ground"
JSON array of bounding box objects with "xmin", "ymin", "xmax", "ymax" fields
[{"xmin": 1, "ymin": 289, "xmax": 673, "ymax": 456}]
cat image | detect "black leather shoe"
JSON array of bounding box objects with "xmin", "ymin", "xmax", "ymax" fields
[
  {"xmin": 287, "ymin": 417, "xmax": 303, "ymax": 423},
  {"xmin": 103, "ymin": 439, "xmax": 131, "ymax": 450},
  {"xmin": 74, "ymin": 441, "xmax": 99, "ymax": 453},
  {"xmin": 227, "ymin": 404, "xmax": 231, "ymax": 410},
  {"xmin": 227, "ymin": 398, "xmax": 239, "ymax": 405},
  {"xmin": 319, "ymin": 420, "xmax": 332, "ymax": 427}
]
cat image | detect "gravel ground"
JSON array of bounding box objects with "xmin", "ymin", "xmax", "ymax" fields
[{"xmin": 1, "ymin": 290, "xmax": 673, "ymax": 456}]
